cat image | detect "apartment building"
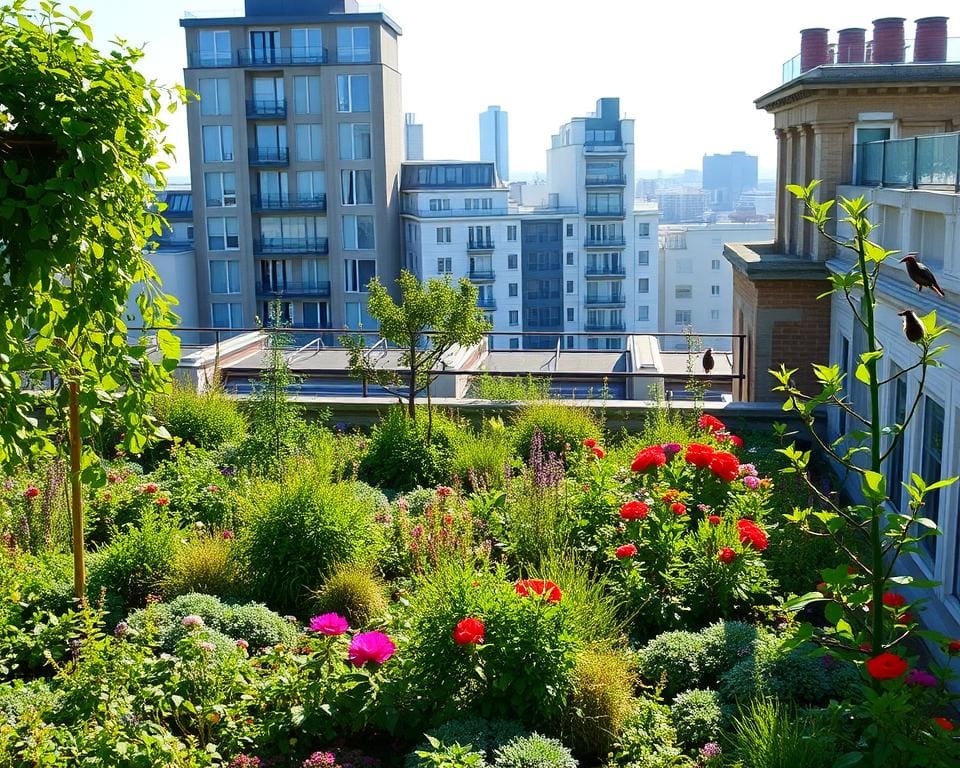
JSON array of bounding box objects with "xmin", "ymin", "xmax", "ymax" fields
[
  {"xmin": 725, "ymin": 16, "xmax": 960, "ymax": 642},
  {"xmin": 179, "ymin": 0, "xmax": 403, "ymax": 332},
  {"xmin": 479, "ymin": 106, "xmax": 509, "ymax": 183}
]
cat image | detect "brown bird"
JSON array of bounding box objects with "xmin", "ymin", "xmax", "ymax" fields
[
  {"xmin": 898, "ymin": 310, "xmax": 925, "ymax": 343},
  {"xmin": 702, "ymin": 347, "xmax": 715, "ymax": 374},
  {"xmin": 900, "ymin": 254, "xmax": 945, "ymax": 298}
]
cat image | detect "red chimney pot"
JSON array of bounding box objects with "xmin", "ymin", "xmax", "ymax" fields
[
  {"xmin": 800, "ymin": 28, "xmax": 830, "ymax": 72},
  {"xmin": 914, "ymin": 17, "xmax": 948, "ymax": 62},
  {"xmin": 872, "ymin": 18, "xmax": 906, "ymax": 63}
]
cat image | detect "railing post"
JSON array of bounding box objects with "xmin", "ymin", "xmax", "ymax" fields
[
  {"xmin": 738, "ymin": 333, "xmax": 746, "ymax": 401},
  {"xmin": 880, "ymin": 140, "xmax": 886, "ymax": 186},
  {"xmin": 955, "ymin": 134, "xmax": 960, "ymax": 193},
  {"xmin": 912, "ymin": 136, "xmax": 919, "ymax": 189}
]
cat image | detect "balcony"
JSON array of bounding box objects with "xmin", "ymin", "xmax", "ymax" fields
[
  {"xmin": 253, "ymin": 237, "xmax": 329, "ymax": 255},
  {"xmin": 476, "ymin": 297, "xmax": 497, "ymax": 310},
  {"xmin": 468, "ymin": 269, "xmax": 496, "ymax": 282},
  {"xmin": 584, "ymin": 295, "xmax": 626, "ymax": 308},
  {"xmin": 251, "ymin": 193, "xmax": 327, "ymax": 212},
  {"xmin": 585, "ymin": 175, "xmax": 627, "ymax": 187},
  {"xmin": 583, "ymin": 143, "xmax": 626, "ymax": 156},
  {"xmin": 400, "ymin": 207, "xmax": 510, "ymax": 218},
  {"xmin": 237, "ymin": 47, "xmax": 328, "ymax": 66},
  {"xmin": 248, "ymin": 147, "xmax": 290, "ymax": 166},
  {"xmin": 584, "ymin": 237, "xmax": 626, "ymax": 248},
  {"xmin": 467, "ymin": 239, "xmax": 496, "ymax": 252},
  {"xmin": 585, "ymin": 208, "xmax": 625, "ymax": 219},
  {"xmin": 255, "ymin": 281, "xmax": 331, "ymax": 298},
  {"xmin": 526, "ymin": 291, "xmax": 561, "ymax": 301},
  {"xmin": 246, "ymin": 99, "xmax": 287, "ymax": 118},
  {"xmin": 856, "ymin": 132, "xmax": 960, "ymax": 191},
  {"xmin": 584, "ymin": 265, "xmax": 625, "ymax": 278},
  {"xmin": 584, "ymin": 321, "xmax": 626, "ymax": 332}
]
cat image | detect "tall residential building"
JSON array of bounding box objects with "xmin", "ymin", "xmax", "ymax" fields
[
  {"xmin": 656, "ymin": 189, "xmax": 707, "ymax": 223},
  {"xmin": 404, "ymin": 112, "xmax": 424, "ymax": 161},
  {"xmin": 179, "ymin": 0, "xmax": 403, "ymax": 332},
  {"xmin": 702, "ymin": 151, "xmax": 758, "ymax": 210},
  {"xmin": 479, "ymin": 105, "xmax": 509, "ymax": 182}
]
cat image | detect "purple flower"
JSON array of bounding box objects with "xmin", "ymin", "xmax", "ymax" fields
[
  {"xmin": 114, "ymin": 621, "xmax": 129, "ymax": 638},
  {"xmin": 906, "ymin": 668, "xmax": 938, "ymax": 688},
  {"xmin": 662, "ymin": 442, "xmax": 683, "ymax": 459},
  {"xmin": 738, "ymin": 462, "xmax": 758, "ymax": 477},
  {"xmin": 309, "ymin": 613, "xmax": 349, "ymax": 636},
  {"xmin": 700, "ymin": 742, "xmax": 722, "ymax": 759},
  {"xmin": 181, "ymin": 614, "xmax": 204, "ymax": 629},
  {"xmin": 743, "ymin": 475, "xmax": 760, "ymax": 490},
  {"xmin": 348, "ymin": 631, "xmax": 396, "ymax": 667},
  {"xmin": 301, "ymin": 753, "xmax": 336, "ymax": 768},
  {"xmin": 228, "ymin": 757, "xmax": 261, "ymax": 768}
]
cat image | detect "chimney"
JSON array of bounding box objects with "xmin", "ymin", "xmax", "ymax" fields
[
  {"xmin": 800, "ymin": 28, "xmax": 830, "ymax": 71},
  {"xmin": 836, "ymin": 28, "xmax": 866, "ymax": 63},
  {"xmin": 871, "ymin": 18, "xmax": 906, "ymax": 63},
  {"xmin": 914, "ymin": 17, "xmax": 948, "ymax": 62}
]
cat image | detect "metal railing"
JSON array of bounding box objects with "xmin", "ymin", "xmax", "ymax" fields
[
  {"xmin": 467, "ymin": 239, "xmax": 496, "ymax": 251},
  {"xmin": 526, "ymin": 291, "xmax": 561, "ymax": 300},
  {"xmin": 584, "ymin": 296, "xmax": 626, "ymax": 307},
  {"xmin": 585, "ymin": 208, "xmax": 626, "ymax": 218},
  {"xmin": 583, "ymin": 143, "xmax": 625, "ymax": 153},
  {"xmin": 584, "ymin": 321, "xmax": 627, "ymax": 331},
  {"xmin": 476, "ymin": 297, "xmax": 497, "ymax": 309},
  {"xmin": 584, "ymin": 237, "xmax": 626, "ymax": 248},
  {"xmin": 248, "ymin": 147, "xmax": 290, "ymax": 165},
  {"xmin": 585, "ymin": 265, "xmax": 626, "ymax": 277},
  {"xmin": 585, "ymin": 175, "xmax": 627, "ymax": 186},
  {"xmin": 253, "ymin": 237, "xmax": 329, "ymax": 255},
  {"xmin": 401, "ymin": 207, "xmax": 510, "ymax": 218},
  {"xmin": 468, "ymin": 269, "xmax": 496, "ymax": 281},
  {"xmin": 781, "ymin": 37, "xmax": 960, "ymax": 83},
  {"xmin": 246, "ymin": 99, "xmax": 286, "ymax": 118},
  {"xmin": 251, "ymin": 193, "xmax": 327, "ymax": 211},
  {"xmin": 255, "ymin": 281, "xmax": 331, "ymax": 297},
  {"xmin": 238, "ymin": 47, "xmax": 328, "ymax": 66},
  {"xmin": 855, "ymin": 132, "xmax": 960, "ymax": 191}
]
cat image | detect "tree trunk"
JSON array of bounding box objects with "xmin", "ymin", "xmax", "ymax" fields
[
  {"xmin": 426, "ymin": 378, "xmax": 433, "ymax": 445},
  {"xmin": 68, "ymin": 381, "xmax": 85, "ymax": 600},
  {"xmin": 407, "ymin": 338, "xmax": 417, "ymax": 420}
]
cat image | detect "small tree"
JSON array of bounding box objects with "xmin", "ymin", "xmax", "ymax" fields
[
  {"xmin": 0, "ymin": 2, "xmax": 184, "ymax": 596},
  {"xmin": 343, "ymin": 270, "xmax": 491, "ymax": 437}
]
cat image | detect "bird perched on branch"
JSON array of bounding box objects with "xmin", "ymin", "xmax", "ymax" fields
[
  {"xmin": 900, "ymin": 254, "xmax": 945, "ymax": 298},
  {"xmin": 898, "ymin": 310, "xmax": 925, "ymax": 343},
  {"xmin": 702, "ymin": 348, "xmax": 714, "ymax": 374}
]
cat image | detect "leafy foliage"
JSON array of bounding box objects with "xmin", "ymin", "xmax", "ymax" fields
[
  {"xmin": 670, "ymin": 688, "xmax": 724, "ymax": 752},
  {"xmin": 312, "ymin": 563, "xmax": 389, "ymax": 627},
  {"xmin": 152, "ymin": 384, "xmax": 247, "ymax": 454},
  {"xmin": 492, "ymin": 734, "xmax": 578, "ymax": 768},
  {"xmin": 511, "ymin": 404, "xmax": 600, "ymax": 464}
]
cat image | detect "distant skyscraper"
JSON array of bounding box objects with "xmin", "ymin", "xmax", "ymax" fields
[
  {"xmin": 479, "ymin": 105, "xmax": 509, "ymax": 182},
  {"xmin": 702, "ymin": 151, "xmax": 758, "ymax": 210},
  {"xmin": 404, "ymin": 112, "xmax": 424, "ymax": 161}
]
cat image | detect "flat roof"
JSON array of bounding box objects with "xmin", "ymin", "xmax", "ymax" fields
[
  {"xmin": 180, "ymin": 11, "xmax": 401, "ymax": 35},
  {"xmin": 659, "ymin": 350, "xmax": 734, "ymax": 377}
]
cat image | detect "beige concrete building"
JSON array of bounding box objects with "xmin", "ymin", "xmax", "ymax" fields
[{"xmin": 179, "ymin": 0, "xmax": 403, "ymax": 332}]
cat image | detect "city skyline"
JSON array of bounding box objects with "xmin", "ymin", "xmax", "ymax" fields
[{"xmin": 73, "ymin": 0, "xmax": 950, "ymax": 179}]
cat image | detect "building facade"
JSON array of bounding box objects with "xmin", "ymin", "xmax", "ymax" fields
[
  {"xmin": 479, "ymin": 105, "xmax": 509, "ymax": 183},
  {"xmin": 404, "ymin": 112, "xmax": 423, "ymax": 161},
  {"xmin": 179, "ymin": 0, "xmax": 403, "ymax": 332},
  {"xmin": 702, "ymin": 151, "xmax": 758, "ymax": 210}
]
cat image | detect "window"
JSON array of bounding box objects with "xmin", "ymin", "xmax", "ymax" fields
[
  {"xmin": 297, "ymin": 171, "xmax": 325, "ymax": 201},
  {"xmin": 342, "ymin": 215, "xmax": 375, "ymax": 250},
  {"xmin": 565, "ymin": 252, "xmax": 573, "ymax": 265},
  {"xmin": 675, "ymin": 258, "xmax": 693, "ymax": 274},
  {"xmin": 291, "ymin": 28, "xmax": 323, "ymax": 63},
  {"xmin": 586, "ymin": 192, "xmax": 622, "ymax": 214},
  {"xmin": 637, "ymin": 222, "xmax": 650, "ymax": 237},
  {"xmin": 508, "ymin": 283, "xmax": 518, "ymax": 297},
  {"xmin": 509, "ymin": 337, "xmax": 519, "ymax": 349},
  {"xmin": 338, "ymin": 123, "xmax": 372, "ymax": 160},
  {"xmin": 293, "ymin": 76, "xmax": 322, "ymax": 114},
  {"xmin": 711, "ymin": 259, "xmax": 721, "ymax": 270},
  {"xmin": 211, "ymin": 302, "xmax": 242, "ymax": 328},
  {"xmin": 887, "ymin": 374, "xmax": 907, "ymax": 513},
  {"xmin": 336, "ymin": 74, "xmax": 370, "ymax": 112},
  {"xmin": 198, "ymin": 78, "xmax": 231, "ymax": 115},
  {"xmin": 186, "ymin": 226, "xmax": 194, "ymax": 240},
  {"xmin": 295, "ymin": 124, "xmax": 323, "ymax": 162},
  {"xmin": 566, "ymin": 307, "xmax": 574, "ymax": 322},
  {"xmin": 637, "ymin": 278, "xmax": 649, "ymax": 293},
  {"xmin": 207, "ymin": 217, "xmax": 239, "ymax": 250},
  {"xmin": 675, "ymin": 285, "xmax": 693, "ymax": 299},
  {"xmin": 209, "ymin": 260, "xmax": 240, "ymax": 294},
  {"xmin": 345, "ymin": 259, "xmax": 376, "ymax": 292},
  {"xmin": 437, "ymin": 257, "xmax": 451, "ymax": 273},
  {"xmin": 464, "ymin": 198, "xmax": 493, "ymax": 210},
  {"xmin": 637, "ymin": 250, "xmax": 649, "ymax": 266},
  {"xmin": 637, "ymin": 305, "xmax": 649, "ymax": 321},
  {"xmin": 251, "ymin": 76, "xmax": 283, "ymax": 113},
  {"xmin": 505, "ymin": 310, "xmax": 518, "ymax": 326},
  {"xmin": 302, "ymin": 301, "xmax": 330, "ymax": 328},
  {"xmin": 436, "ymin": 227, "xmax": 451, "ymax": 243},
  {"xmin": 710, "ymin": 309, "xmax": 720, "ymax": 320},
  {"xmin": 566, "ymin": 280, "xmax": 574, "ymax": 294},
  {"xmin": 709, "ymin": 285, "xmax": 720, "ymax": 296},
  {"xmin": 337, "ymin": 26, "xmax": 371, "ymax": 62},
  {"xmin": 198, "ymin": 30, "xmax": 231, "ymax": 67},
  {"xmin": 202, "ymin": 125, "xmax": 234, "ymax": 162},
  {"xmin": 468, "ymin": 225, "xmax": 492, "ymax": 246},
  {"xmin": 341, "ymin": 169, "xmax": 373, "ymax": 205},
  {"xmin": 204, "ymin": 172, "xmax": 236, "ymax": 207},
  {"xmin": 566, "ymin": 223, "xmax": 574, "ymax": 237},
  {"xmin": 429, "ymin": 199, "xmax": 451, "ymax": 212},
  {"xmin": 508, "ymin": 254, "xmax": 518, "ymax": 269},
  {"xmin": 675, "ymin": 310, "xmax": 692, "ymax": 325},
  {"xmin": 248, "ymin": 30, "xmax": 280, "ymax": 65},
  {"xmin": 507, "ymin": 225, "xmax": 517, "ymax": 241},
  {"xmin": 920, "ymin": 397, "xmax": 945, "ymax": 560}
]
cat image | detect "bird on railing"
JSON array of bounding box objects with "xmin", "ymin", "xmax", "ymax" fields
[
  {"xmin": 702, "ymin": 348, "xmax": 714, "ymax": 374},
  {"xmin": 900, "ymin": 254, "xmax": 945, "ymax": 298},
  {"xmin": 898, "ymin": 310, "xmax": 925, "ymax": 343}
]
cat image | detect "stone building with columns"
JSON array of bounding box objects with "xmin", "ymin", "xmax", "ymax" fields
[{"xmin": 725, "ymin": 16, "xmax": 960, "ymax": 646}]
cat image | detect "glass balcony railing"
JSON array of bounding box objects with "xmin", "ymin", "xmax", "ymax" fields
[
  {"xmin": 585, "ymin": 175, "xmax": 627, "ymax": 186},
  {"xmin": 251, "ymin": 193, "xmax": 327, "ymax": 211},
  {"xmin": 855, "ymin": 132, "xmax": 960, "ymax": 190},
  {"xmin": 585, "ymin": 207, "xmax": 625, "ymax": 218},
  {"xmin": 188, "ymin": 47, "xmax": 328, "ymax": 68},
  {"xmin": 253, "ymin": 237, "xmax": 329, "ymax": 255},
  {"xmin": 467, "ymin": 239, "xmax": 495, "ymax": 251},
  {"xmin": 585, "ymin": 320, "xmax": 626, "ymax": 332},
  {"xmin": 476, "ymin": 297, "xmax": 497, "ymax": 310},
  {"xmin": 248, "ymin": 147, "xmax": 290, "ymax": 165},
  {"xmin": 468, "ymin": 269, "xmax": 495, "ymax": 282},
  {"xmin": 584, "ymin": 264, "xmax": 626, "ymax": 277},
  {"xmin": 584, "ymin": 295, "xmax": 626, "ymax": 307},
  {"xmin": 255, "ymin": 281, "xmax": 331, "ymax": 297},
  {"xmin": 246, "ymin": 99, "xmax": 287, "ymax": 118},
  {"xmin": 584, "ymin": 236, "xmax": 626, "ymax": 248}
]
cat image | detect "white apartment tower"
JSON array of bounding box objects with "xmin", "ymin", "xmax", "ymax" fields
[
  {"xmin": 479, "ymin": 105, "xmax": 509, "ymax": 182},
  {"xmin": 404, "ymin": 112, "xmax": 424, "ymax": 161}
]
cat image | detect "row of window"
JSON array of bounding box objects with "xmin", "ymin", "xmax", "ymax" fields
[
  {"xmin": 200, "ymin": 74, "xmax": 370, "ymax": 117},
  {"xmin": 209, "ymin": 258, "xmax": 376, "ymax": 295},
  {"xmin": 674, "ymin": 285, "xmax": 723, "ymax": 299},
  {"xmin": 204, "ymin": 169, "xmax": 369, "ymax": 207},
  {"xmin": 205, "ymin": 214, "xmax": 374, "ymax": 250},
  {"xmin": 210, "ymin": 299, "xmax": 373, "ymax": 330},
  {"xmin": 196, "ymin": 26, "xmax": 370, "ymax": 65},
  {"xmin": 430, "ymin": 250, "xmax": 652, "ymax": 269},
  {"xmin": 672, "ymin": 258, "xmax": 723, "ymax": 273},
  {"xmin": 202, "ymin": 120, "xmax": 371, "ymax": 164}
]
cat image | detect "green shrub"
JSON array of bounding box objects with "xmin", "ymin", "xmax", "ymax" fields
[
  {"xmin": 451, "ymin": 421, "xmax": 513, "ymax": 492},
  {"xmin": 221, "ymin": 602, "xmax": 297, "ymax": 651},
  {"xmin": 637, "ymin": 631, "xmax": 708, "ymax": 700},
  {"xmin": 153, "ymin": 384, "xmax": 246, "ymax": 452},
  {"xmin": 727, "ymin": 698, "xmax": 840, "ymax": 768},
  {"xmin": 670, "ymin": 689, "xmax": 724, "ymax": 752},
  {"xmin": 162, "ymin": 534, "xmax": 238, "ymax": 599},
  {"xmin": 313, "ymin": 563, "xmax": 388, "ymax": 626},
  {"xmin": 765, "ymin": 512, "xmax": 844, "ymax": 598},
  {"xmin": 359, "ymin": 407, "xmax": 459, "ymax": 492},
  {"xmin": 563, "ymin": 648, "xmax": 634, "ymax": 759},
  {"xmin": 406, "ymin": 718, "xmax": 527, "ymax": 768},
  {"xmin": 699, "ymin": 620, "xmax": 763, "ymax": 679},
  {"xmin": 608, "ymin": 696, "xmax": 684, "ymax": 767},
  {"xmin": 146, "ymin": 444, "xmax": 237, "ymax": 529},
  {"xmin": 86, "ymin": 510, "xmax": 180, "ymax": 615},
  {"xmin": 469, "ymin": 373, "xmax": 551, "ymax": 401},
  {"xmin": 0, "ymin": 679, "xmax": 58, "ymax": 724},
  {"xmin": 412, "ymin": 737, "xmax": 488, "ymax": 768},
  {"xmin": 237, "ymin": 469, "xmax": 384, "ymax": 612},
  {"xmin": 493, "ymin": 734, "xmax": 577, "ymax": 768},
  {"xmin": 511, "ymin": 403, "xmax": 600, "ymax": 463}
]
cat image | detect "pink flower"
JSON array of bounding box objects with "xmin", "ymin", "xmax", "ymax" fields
[
  {"xmin": 235, "ymin": 638, "xmax": 249, "ymax": 651},
  {"xmin": 221, "ymin": 530, "xmax": 235, "ymax": 540},
  {"xmin": 181, "ymin": 614, "xmax": 204, "ymax": 629},
  {"xmin": 348, "ymin": 631, "xmax": 396, "ymax": 667},
  {"xmin": 436, "ymin": 486, "xmax": 453, "ymax": 497},
  {"xmin": 199, "ymin": 641, "xmax": 216, "ymax": 652},
  {"xmin": 905, "ymin": 668, "xmax": 938, "ymax": 688},
  {"xmin": 206, "ymin": 485, "xmax": 220, "ymax": 493},
  {"xmin": 309, "ymin": 613, "xmax": 349, "ymax": 635},
  {"xmin": 743, "ymin": 476, "xmax": 760, "ymax": 490},
  {"xmin": 141, "ymin": 482, "xmax": 159, "ymax": 494}
]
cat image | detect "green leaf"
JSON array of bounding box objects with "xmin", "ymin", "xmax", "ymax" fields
[{"xmin": 861, "ymin": 471, "xmax": 886, "ymax": 503}]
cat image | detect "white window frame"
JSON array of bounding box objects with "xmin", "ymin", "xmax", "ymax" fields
[
  {"xmin": 338, "ymin": 123, "xmax": 372, "ymax": 160},
  {"xmin": 209, "ymin": 259, "xmax": 241, "ymax": 294},
  {"xmin": 211, "ymin": 301, "xmax": 242, "ymax": 328},
  {"xmin": 341, "ymin": 169, "xmax": 373, "ymax": 206},
  {"xmin": 336, "ymin": 74, "xmax": 371, "ymax": 113},
  {"xmin": 437, "ymin": 257, "xmax": 452, "ymax": 274},
  {"xmin": 295, "ymin": 124, "xmax": 324, "ymax": 162},
  {"xmin": 199, "ymin": 78, "xmax": 231, "ymax": 116},
  {"xmin": 344, "ymin": 258, "xmax": 377, "ymax": 292},
  {"xmin": 202, "ymin": 125, "xmax": 234, "ymax": 162},
  {"xmin": 198, "ymin": 30, "xmax": 231, "ymax": 67},
  {"xmin": 293, "ymin": 75, "xmax": 322, "ymax": 115},
  {"xmin": 675, "ymin": 309, "xmax": 692, "ymax": 325},
  {"xmin": 206, "ymin": 216, "xmax": 239, "ymax": 251},
  {"xmin": 204, "ymin": 171, "xmax": 237, "ymax": 208},
  {"xmin": 337, "ymin": 26, "xmax": 371, "ymax": 63}
]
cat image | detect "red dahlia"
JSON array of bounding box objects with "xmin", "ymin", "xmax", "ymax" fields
[
  {"xmin": 591, "ymin": 446, "xmax": 605, "ymax": 459},
  {"xmin": 453, "ymin": 617, "xmax": 485, "ymax": 645},
  {"xmin": 615, "ymin": 543, "xmax": 638, "ymax": 559},
  {"xmin": 698, "ymin": 414, "xmax": 726, "ymax": 433},
  {"xmin": 582, "ymin": 438, "xmax": 597, "ymax": 448},
  {"xmin": 737, "ymin": 519, "xmax": 768, "ymax": 551},
  {"xmin": 620, "ymin": 500, "xmax": 649, "ymax": 520},
  {"xmin": 718, "ymin": 547, "xmax": 737, "ymax": 564},
  {"xmin": 948, "ymin": 640, "xmax": 960, "ymax": 655},
  {"xmin": 935, "ymin": 717, "xmax": 955, "ymax": 731},
  {"xmin": 882, "ymin": 592, "xmax": 907, "ymax": 608},
  {"xmin": 709, "ymin": 451, "xmax": 741, "ymax": 482},
  {"xmin": 707, "ymin": 515, "xmax": 722, "ymax": 525},
  {"xmin": 685, "ymin": 443, "xmax": 715, "ymax": 469},
  {"xmin": 865, "ymin": 652, "xmax": 909, "ymax": 680},
  {"xmin": 631, "ymin": 446, "xmax": 667, "ymax": 473},
  {"xmin": 671, "ymin": 502, "xmax": 687, "ymax": 516}
]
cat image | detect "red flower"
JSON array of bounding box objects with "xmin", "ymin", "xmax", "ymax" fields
[
  {"xmin": 631, "ymin": 446, "xmax": 667, "ymax": 473},
  {"xmin": 865, "ymin": 652, "xmax": 909, "ymax": 680},
  {"xmin": 934, "ymin": 717, "xmax": 955, "ymax": 731},
  {"xmin": 737, "ymin": 519, "xmax": 768, "ymax": 551},
  {"xmin": 948, "ymin": 640, "xmax": 960, "ymax": 655},
  {"xmin": 725, "ymin": 434, "xmax": 744, "ymax": 449},
  {"xmin": 662, "ymin": 490, "xmax": 679, "ymax": 503},
  {"xmin": 619, "ymin": 500, "xmax": 649, "ymax": 520},
  {"xmin": 718, "ymin": 547, "xmax": 737, "ymax": 564},
  {"xmin": 615, "ymin": 543, "xmax": 638, "ymax": 559},
  {"xmin": 453, "ymin": 617, "xmax": 485, "ymax": 645},
  {"xmin": 582, "ymin": 438, "xmax": 597, "ymax": 448},
  {"xmin": 141, "ymin": 482, "xmax": 159, "ymax": 495},
  {"xmin": 882, "ymin": 592, "xmax": 907, "ymax": 608},
  {"xmin": 709, "ymin": 451, "xmax": 741, "ymax": 482},
  {"xmin": 591, "ymin": 446, "xmax": 605, "ymax": 459},
  {"xmin": 436, "ymin": 486, "xmax": 453, "ymax": 497},
  {"xmin": 155, "ymin": 496, "xmax": 170, "ymax": 507},
  {"xmin": 23, "ymin": 486, "xmax": 40, "ymax": 500},
  {"xmin": 707, "ymin": 515, "xmax": 722, "ymax": 525},
  {"xmin": 816, "ymin": 582, "xmax": 830, "ymax": 594},
  {"xmin": 896, "ymin": 613, "xmax": 913, "ymax": 625},
  {"xmin": 685, "ymin": 443, "xmax": 715, "ymax": 468},
  {"xmin": 671, "ymin": 502, "xmax": 687, "ymax": 516},
  {"xmin": 206, "ymin": 485, "xmax": 220, "ymax": 493},
  {"xmin": 698, "ymin": 414, "xmax": 726, "ymax": 433},
  {"xmin": 515, "ymin": 579, "xmax": 562, "ymax": 603}
]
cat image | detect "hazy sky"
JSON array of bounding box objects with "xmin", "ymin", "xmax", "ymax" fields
[{"xmin": 70, "ymin": 1, "xmax": 949, "ymax": 180}]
